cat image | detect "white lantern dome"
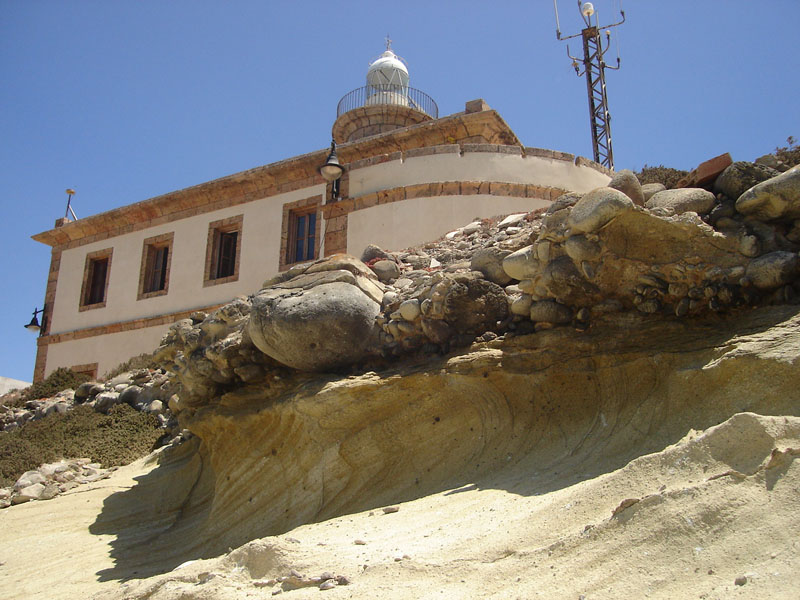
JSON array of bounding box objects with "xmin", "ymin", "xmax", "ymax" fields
[{"xmin": 366, "ymin": 49, "xmax": 410, "ymax": 89}]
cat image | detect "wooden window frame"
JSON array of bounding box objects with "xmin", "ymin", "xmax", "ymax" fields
[
  {"xmin": 204, "ymin": 214, "xmax": 243, "ymax": 287},
  {"xmin": 70, "ymin": 363, "xmax": 98, "ymax": 380},
  {"xmin": 137, "ymin": 232, "xmax": 174, "ymax": 300},
  {"xmin": 79, "ymin": 248, "xmax": 113, "ymax": 311},
  {"xmin": 290, "ymin": 207, "xmax": 318, "ymax": 263},
  {"xmin": 279, "ymin": 196, "xmax": 322, "ymax": 271}
]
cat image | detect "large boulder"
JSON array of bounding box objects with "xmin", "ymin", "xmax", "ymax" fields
[
  {"xmin": 248, "ymin": 281, "xmax": 381, "ymax": 371},
  {"xmin": 608, "ymin": 169, "xmax": 645, "ymax": 206},
  {"xmin": 743, "ymin": 251, "xmax": 799, "ymax": 289},
  {"xmin": 371, "ymin": 260, "xmax": 400, "ymax": 282},
  {"xmin": 735, "ymin": 166, "xmax": 800, "ymax": 220},
  {"xmin": 714, "ymin": 161, "xmax": 780, "ymax": 201},
  {"xmin": 441, "ymin": 274, "xmax": 508, "ymax": 335},
  {"xmin": 645, "ymin": 188, "xmax": 716, "ymax": 215},
  {"xmin": 471, "ymin": 247, "xmax": 512, "ymax": 285},
  {"xmin": 503, "ymin": 245, "xmax": 540, "ymax": 281},
  {"xmin": 529, "ymin": 300, "xmax": 573, "ymax": 324},
  {"xmin": 641, "ymin": 183, "xmax": 666, "ymax": 202},
  {"xmin": 568, "ymin": 187, "xmax": 635, "ymax": 234}
]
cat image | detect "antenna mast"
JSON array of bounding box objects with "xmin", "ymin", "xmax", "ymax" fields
[{"xmin": 554, "ymin": 1, "xmax": 625, "ymax": 170}]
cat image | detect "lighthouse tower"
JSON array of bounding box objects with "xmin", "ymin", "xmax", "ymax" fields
[{"xmin": 332, "ymin": 42, "xmax": 438, "ymax": 143}]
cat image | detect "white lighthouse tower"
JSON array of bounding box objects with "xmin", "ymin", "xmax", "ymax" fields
[{"xmin": 332, "ymin": 41, "xmax": 437, "ymax": 143}]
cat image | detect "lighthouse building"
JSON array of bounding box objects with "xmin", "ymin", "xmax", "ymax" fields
[{"xmin": 30, "ymin": 46, "xmax": 610, "ymax": 381}]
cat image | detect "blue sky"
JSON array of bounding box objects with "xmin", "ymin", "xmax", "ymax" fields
[{"xmin": 1, "ymin": 0, "xmax": 797, "ymax": 382}]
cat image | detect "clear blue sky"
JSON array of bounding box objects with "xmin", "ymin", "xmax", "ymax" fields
[{"xmin": 1, "ymin": 0, "xmax": 797, "ymax": 382}]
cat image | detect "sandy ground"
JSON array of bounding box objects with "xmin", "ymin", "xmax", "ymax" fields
[{"xmin": 0, "ymin": 412, "xmax": 798, "ymax": 600}]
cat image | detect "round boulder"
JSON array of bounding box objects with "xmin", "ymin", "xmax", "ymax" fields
[
  {"xmin": 568, "ymin": 187, "xmax": 635, "ymax": 234},
  {"xmin": 608, "ymin": 169, "xmax": 645, "ymax": 206},
  {"xmin": 370, "ymin": 260, "xmax": 400, "ymax": 282},
  {"xmin": 503, "ymin": 245, "xmax": 540, "ymax": 280},
  {"xmin": 442, "ymin": 275, "xmax": 508, "ymax": 335},
  {"xmin": 735, "ymin": 166, "xmax": 800, "ymax": 220},
  {"xmin": 529, "ymin": 300, "xmax": 573, "ymax": 324},
  {"xmin": 714, "ymin": 161, "xmax": 780, "ymax": 201},
  {"xmin": 360, "ymin": 244, "xmax": 393, "ymax": 263},
  {"xmin": 744, "ymin": 251, "xmax": 799, "ymax": 289},
  {"xmin": 645, "ymin": 188, "xmax": 716, "ymax": 215},
  {"xmin": 471, "ymin": 247, "xmax": 512, "ymax": 285},
  {"xmin": 641, "ymin": 183, "xmax": 666, "ymax": 202},
  {"xmin": 248, "ymin": 282, "xmax": 380, "ymax": 371}
]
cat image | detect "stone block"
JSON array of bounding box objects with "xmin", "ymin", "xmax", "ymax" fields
[
  {"xmin": 441, "ymin": 181, "xmax": 461, "ymax": 196},
  {"xmin": 465, "ymin": 99, "xmax": 490, "ymax": 113}
]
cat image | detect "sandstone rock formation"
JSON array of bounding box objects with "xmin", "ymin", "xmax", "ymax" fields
[{"xmin": 5, "ymin": 154, "xmax": 799, "ymax": 599}]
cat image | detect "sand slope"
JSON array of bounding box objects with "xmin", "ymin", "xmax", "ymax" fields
[{"xmin": 0, "ymin": 307, "xmax": 798, "ymax": 599}]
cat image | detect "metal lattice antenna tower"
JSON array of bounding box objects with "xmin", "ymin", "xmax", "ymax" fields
[{"xmin": 554, "ymin": 1, "xmax": 625, "ymax": 170}]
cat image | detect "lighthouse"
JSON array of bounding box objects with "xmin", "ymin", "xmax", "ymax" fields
[{"xmin": 332, "ymin": 42, "xmax": 438, "ymax": 143}]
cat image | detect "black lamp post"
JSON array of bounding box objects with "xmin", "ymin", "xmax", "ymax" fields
[
  {"xmin": 319, "ymin": 140, "xmax": 345, "ymax": 202},
  {"xmin": 24, "ymin": 307, "xmax": 45, "ymax": 335}
]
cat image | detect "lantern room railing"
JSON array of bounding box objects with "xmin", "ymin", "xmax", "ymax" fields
[{"xmin": 336, "ymin": 85, "xmax": 438, "ymax": 119}]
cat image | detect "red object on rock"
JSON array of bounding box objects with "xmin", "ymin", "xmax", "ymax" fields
[{"xmin": 677, "ymin": 152, "xmax": 732, "ymax": 188}]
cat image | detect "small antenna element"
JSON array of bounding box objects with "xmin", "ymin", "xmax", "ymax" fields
[
  {"xmin": 385, "ymin": 35, "xmax": 392, "ymax": 51},
  {"xmin": 553, "ymin": 1, "xmax": 625, "ymax": 170},
  {"xmin": 64, "ymin": 188, "xmax": 78, "ymax": 220}
]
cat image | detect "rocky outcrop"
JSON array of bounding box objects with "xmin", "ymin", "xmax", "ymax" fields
[
  {"xmin": 1, "ymin": 367, "xmax": 176, "ymax": 433},
  {"xmin": 735, "ymin": 165, "xmax": 800, "ymax": 220},
  {"xmin": 97, "ymin": 305, "xmax": 800, "ymax": 575},
  {"xmin": 1, "ymin": 459, "xmax": 116, "ymax": 509},
  {"xmin": 155, "ymin": 161, "xmax": 800, "ymax": 402},
  {"xmin": 106, "ymin": 156, "xmax": 800, "ymax": 577}
]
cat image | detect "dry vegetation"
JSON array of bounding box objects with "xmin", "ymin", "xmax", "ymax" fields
[
  {"xmin": 635, "ymin": 136, "xmax": 798, "ymax": 189},
  {"xmin": 775, "ymin": 135, "xmax": 800, "ymax": 167},
  {"xmin": 0, "ymin": 404, "xmax": 161, "ymax": 488},
  {"xmin": 634, "ymin": 164, "xmax": 689, "ymax": 189}
]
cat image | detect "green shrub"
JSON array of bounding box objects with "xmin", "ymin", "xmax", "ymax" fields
[
  {"xmin": 0, "ymin": 404, "xmax": 161, "ymax": 487},
  {"xmin": 19, "ymin": 367, "xmax": 90, "ymax": 403},
  {"xmin": 635, "ymin": 165, "xmax": 689, "ymax": 189}
]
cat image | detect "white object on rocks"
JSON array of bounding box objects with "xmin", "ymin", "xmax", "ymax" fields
[
  {"xmin": 462, "ymin": 221, "xmax": 482, "ymax": 235},
  {"xmin": 398, "ymin": 299, "xmax": 421, "ymax": 321},
  {"xmin": 498, "ymin": 213, "xmax": 527, "ymax": 229}
]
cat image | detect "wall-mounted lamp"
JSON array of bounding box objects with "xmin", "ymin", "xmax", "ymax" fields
[
  {"xmin": 24, "ymin": 307, "xmax": 46, "ymax": 335},
  {"xmin": 319, "ymin": 140, "xmax": 345, "ymax": 202}
]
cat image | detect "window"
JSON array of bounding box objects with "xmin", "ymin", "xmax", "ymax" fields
[
  {"xmin": 79, "ymin": 248, "xmax": 113, "ymax": 310},
  {"xmin": 70, "ymin": 363, "xmax": 98, "ymax": 380},
  {"xmin": 279, "ymin": 196, "xmax": 321, "ymax": 271},
  {"xmin": 292, "ymin": 209, "xmax": 317, "ymax": 263},
  {"xmin": 204, "ymin": 215, "xmax": 243, "ymax": 286},
  {"xmin": 215, "ymin": 230, "xmax": 238, "ymax": 278},
  {"xmin": 138, "ymin": 232, "xmax": 174, "ymax": 300}
]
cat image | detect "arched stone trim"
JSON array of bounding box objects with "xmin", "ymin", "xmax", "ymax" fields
[{"xmin": 322, "ymin": 180, "xmax": 564, "ymax": 256}]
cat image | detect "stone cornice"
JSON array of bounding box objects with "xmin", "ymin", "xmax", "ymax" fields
[{"xmin": 32, "ymin": 109, "xmax": 522, "ymax": 249}]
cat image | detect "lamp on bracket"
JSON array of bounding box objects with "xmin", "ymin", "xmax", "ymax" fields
[
  {"xmin": 319, "ymin": 140, "xmax": 345, "ymax": 202},
  {"xmin": 24, "ymin": 307, "xmax": 46, "ymax": 335}
]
